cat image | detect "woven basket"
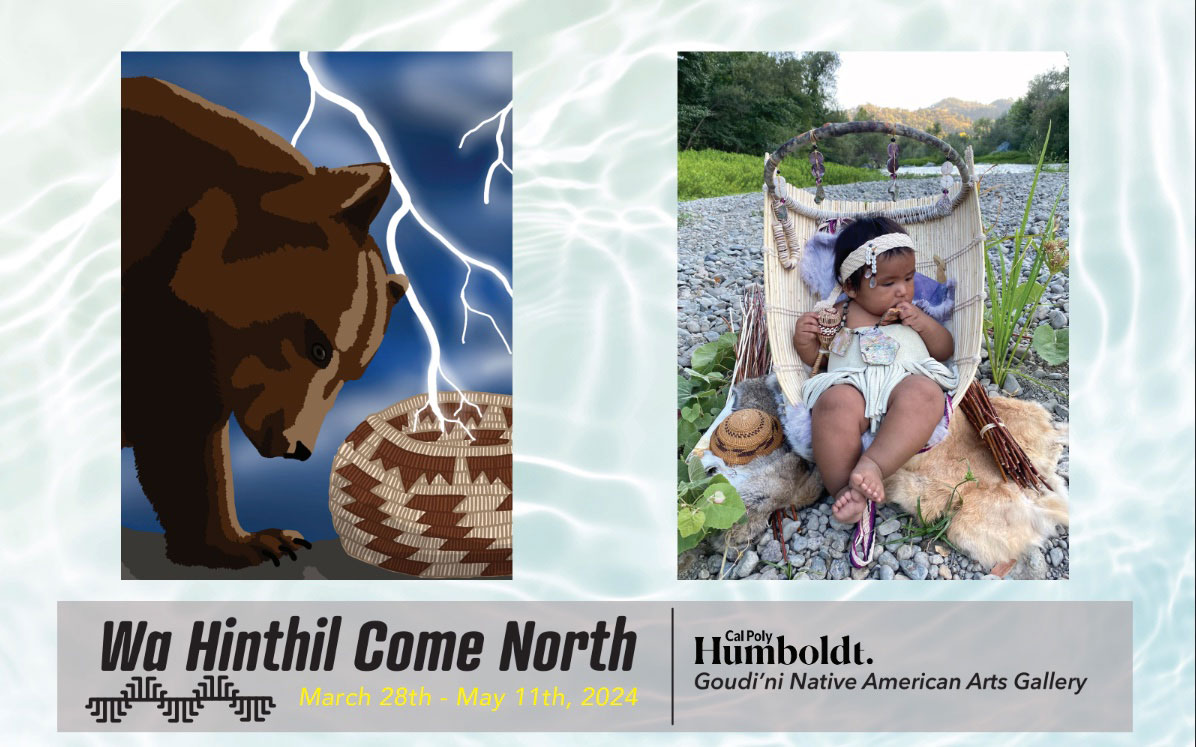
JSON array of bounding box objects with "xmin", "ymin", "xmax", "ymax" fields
[
  {"xmin": 762, "ymin": 123, "xmax": 984, "ymax": 410},
  {"xmin": 329, "ymin": 391, "xmax": 512, "ymax": 578}
]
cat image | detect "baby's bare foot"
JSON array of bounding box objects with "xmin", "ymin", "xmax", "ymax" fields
[
  {"xmin": 850, "ymin": 455, "xmax": 886, "ymax": 503},
  {"xmin": 831, "ymin": 486, "xmax": 868, "ymax": 523}
]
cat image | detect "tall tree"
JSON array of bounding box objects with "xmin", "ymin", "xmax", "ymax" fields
[
  {"xmin": 676, "ymin": 51, "xmax": 840, "ymax": 153},
  {"xmin": 976, "ymin": 67, "xmax": 1068, "ymax": 159}
]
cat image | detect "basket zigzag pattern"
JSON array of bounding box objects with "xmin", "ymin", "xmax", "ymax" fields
[{"xmin": 329, "ymin": 391, "xmax": 512, "ymax": 578}]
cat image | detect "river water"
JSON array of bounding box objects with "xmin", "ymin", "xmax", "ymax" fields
[{"xmin": 886, "ymin": 162, "xmax": 1066, "ymax": 176}]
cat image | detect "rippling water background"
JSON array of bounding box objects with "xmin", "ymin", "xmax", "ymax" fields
[{"xmin": 1, "ymin": 1, "xmax": 1191, "ymax": 743}]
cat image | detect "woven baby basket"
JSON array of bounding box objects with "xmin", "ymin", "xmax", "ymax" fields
[
  {"xmin": 329, "ymin": 390, "xmax": 512, "ymax": 578},
  {"xmin": 762, "ymin": 121, "xmax": 985, "ymax": 410}
]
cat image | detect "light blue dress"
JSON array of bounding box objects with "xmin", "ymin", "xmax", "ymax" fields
[{"xmin": 801, "ymin": 323, "xmax": 957, "ymax": 433}]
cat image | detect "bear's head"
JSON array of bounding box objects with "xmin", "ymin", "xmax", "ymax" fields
[{"xmin": 171, "ymin": 164, "xmax": 407, "ymax": 460}]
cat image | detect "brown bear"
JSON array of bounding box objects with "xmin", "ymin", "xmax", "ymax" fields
[{"xmin": 122, "ymin": 77, "xmax": 408, "ymax": 568}]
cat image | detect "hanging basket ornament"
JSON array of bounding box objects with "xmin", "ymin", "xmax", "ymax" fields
[
  {"xmin": 937, "ymin": 161, "xmax": 955, "ymax": 212},
  {"xmin": 887, "ymin": 138, "xmax": 900, "ymax": 200},
  {"xmin": 809, "ymin": 144, "xmax": 826, "ymax": 204},
  {"xmin": 770, "ymin": 190, "xmax": 799, "ymax": 270}
]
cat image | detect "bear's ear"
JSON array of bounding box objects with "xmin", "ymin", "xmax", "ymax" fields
[
  {"xmin": 331, "ymin": 163, "xmax": 391, "ymax": 243},
  {"xmin": 260, "ymin": 163, "xmax": 391, "ymax": 243},
  {"xmin": 387, "ymin": 273, "xmax": 409, "ymax": 306}
]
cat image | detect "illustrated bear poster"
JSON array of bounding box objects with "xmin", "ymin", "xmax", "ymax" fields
[
  {"xmin": 120, "ymin": 52, "xmax": 513, "ymax": 579},
  {"xmin": 1, "ymin": 0, "xmax": 1192, "ymax": 743}
]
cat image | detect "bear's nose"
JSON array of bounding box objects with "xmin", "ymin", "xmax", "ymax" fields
[{"xmin": 285, "ymin": 442, "xmax": 312, "ymax": 461}]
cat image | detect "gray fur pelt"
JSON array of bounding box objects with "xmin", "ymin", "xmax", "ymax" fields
[
  {"xmin": 703, "ymin": 448, "xmax": 823, "ymax": 551},
  {"xmin": 701, "ymin": 373, "xmax": 823, "ymax": 550},
  {"xmin": 730, "ymin": 372, "xmax": 786, "ymax": 414}
]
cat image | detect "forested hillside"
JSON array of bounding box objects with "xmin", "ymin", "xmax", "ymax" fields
[
  {"xmin": 849, "ymin": 98, "xmax": 1014, "ymax": 138},
  {"xmin": 678, "ymin": 52, "xmax": 1068, "ymax": 165}
]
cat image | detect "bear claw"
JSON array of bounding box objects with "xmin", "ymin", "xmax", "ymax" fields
[{"xmin": 165, "ymin": 528, "xmax": 310, "ymax": 569}]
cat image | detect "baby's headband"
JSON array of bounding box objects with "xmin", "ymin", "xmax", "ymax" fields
[
  {"xmin": 837, "ymin": 232, "xmax": 914, "ymax": 284},
  {"xmin": 813, "ymin": 232, "xmax": 915, "ymax": 313}
]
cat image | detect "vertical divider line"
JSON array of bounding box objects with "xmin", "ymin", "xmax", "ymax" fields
[{"xmin": 670, "ymin": 606, "xmax": 675, "ymax": 726}]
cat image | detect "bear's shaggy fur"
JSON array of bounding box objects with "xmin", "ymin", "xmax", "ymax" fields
[{"xmin": 123, "ymin": 77, "xmax": 407, "ymax": 568}]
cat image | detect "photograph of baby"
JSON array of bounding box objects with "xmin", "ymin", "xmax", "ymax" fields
[{"xmin": 676, "ymin": 52, "xmax": 1070, "ymax": 581}]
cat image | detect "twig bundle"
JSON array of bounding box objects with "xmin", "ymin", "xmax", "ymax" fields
[
  {"xmin": 733, "ymin": 285, "xmax": 772, "ymax": 385},
  {"xmin": 959, "ymin": 384, "xmax": 1048, "ymax": 490}
]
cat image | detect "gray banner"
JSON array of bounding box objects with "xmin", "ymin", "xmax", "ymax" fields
[
  {"xmin": 58, "ymin": 601, "xmax": 1130, "ymax": 732},
  {"xmin": 673, "ymin": 601, "xmax": 1131, "ymax": 732}
]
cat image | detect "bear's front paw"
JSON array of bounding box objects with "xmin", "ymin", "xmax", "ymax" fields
[
  {"xmin": 165, "ymin": 529, "xmax": 312, "ymax": 569},
  {"xmin": 244, "ymin": 529, "xmax": 313, "ymax": 567}
]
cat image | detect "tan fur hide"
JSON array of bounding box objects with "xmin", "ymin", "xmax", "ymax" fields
[{"xmin": 886, "ymin": 396, "xmax": 1069, "ymax": 569}]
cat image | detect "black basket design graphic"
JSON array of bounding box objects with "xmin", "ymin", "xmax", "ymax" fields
[{"xmin": 85, "ymin": 675, "xmax": 276, "ymax": 724}]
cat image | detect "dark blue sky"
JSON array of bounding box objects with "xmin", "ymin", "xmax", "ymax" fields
[{"xmin": 121, "ymin": 52, "xmax": 512, "ymax": 540}]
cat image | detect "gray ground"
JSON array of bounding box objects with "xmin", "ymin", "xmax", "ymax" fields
[
  {"xmin": 121, "ymin": 528, "xmax": 455, "ymax": 580},
  {"xmin": 677, "ymin": 172, "xmax": 1070, "ymax": 581}
]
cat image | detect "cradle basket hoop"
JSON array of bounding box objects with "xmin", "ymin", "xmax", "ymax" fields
[
  {"xmin": 765, "ymin": 120, "xmax": 974, "ymax": 222},
  {"xmin": 761, "ymin": 121, "xmax": 985, "ymax": 412}
]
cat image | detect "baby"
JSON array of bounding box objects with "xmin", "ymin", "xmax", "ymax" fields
[{"xmin": 792, "ymin": 217, "xmax": 956, "ymax": 523}]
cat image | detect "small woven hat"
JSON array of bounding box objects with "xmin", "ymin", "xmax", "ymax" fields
[
  {"xmin": 329, "ymin": 391, "xmax": 512, "ymax": 578},
  {"xmin": 710, "ymin": 408, "xmax": 783, "ymax": 466}
]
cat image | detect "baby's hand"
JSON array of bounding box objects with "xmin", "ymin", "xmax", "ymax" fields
[
  {"xmin": 793, "ymin": 311, "xmax": 821, "ymax": 347},
  {"xmin": 894, "ymin": 301, "xmax": 928, "ymax": 332}
]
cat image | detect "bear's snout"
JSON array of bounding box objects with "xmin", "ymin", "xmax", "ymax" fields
[{"xmin": 284, "ymin": 442, "xmax": 312, "ymax": 461}]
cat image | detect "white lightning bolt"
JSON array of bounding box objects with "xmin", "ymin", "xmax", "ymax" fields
[
  {"xmin": 459, "ymin": 101, "xmax": 513, "ymax": 206},
  {"xmin": 292, "ymin": 52, "xmax": 512, "ymax": 430}
]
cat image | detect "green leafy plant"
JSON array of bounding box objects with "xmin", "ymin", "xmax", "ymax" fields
[
  {"xmin": 983, "ymin": 121, "xmax": 1070, "ymax": 388},
  {"xmin": 677, "ymin": 457, "xmax": 748, "ymax": 554},
  {"xmin": 677, "ymin": 332, "xmax": 747, "ymax": 555},
  {"xmin": 677, "ymin": 332, "xmax": 737, "ymax": 457},
  {"xmin": 1031, "ymin": 326, "xmax": 1069, "ymax": 366}
]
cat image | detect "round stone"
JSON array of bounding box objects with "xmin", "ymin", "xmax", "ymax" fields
[{"xmin": 806, "ymin": 556, "xmax": 828, "ymax": 580}]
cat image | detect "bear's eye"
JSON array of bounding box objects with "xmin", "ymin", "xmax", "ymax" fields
[
  {"xmin": 304, "ymin": 318, "xmax": 333, "ymax": 369},
  {"xmin": 310, "ymin": 342, "xmax": 329, "ymax": 366}
]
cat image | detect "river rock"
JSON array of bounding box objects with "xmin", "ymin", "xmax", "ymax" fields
[{"xmin": 733, "ymin": 550, "xmax": 759, "ymax": 579}]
